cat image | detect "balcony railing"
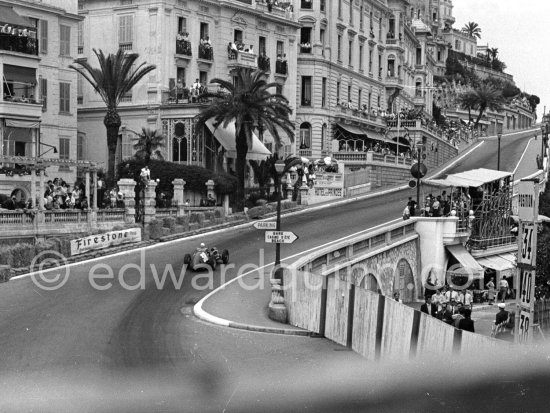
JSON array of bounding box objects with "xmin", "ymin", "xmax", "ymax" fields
[
  {"xmin": 97, "ymin": 209, "xmax": 126, "ymax": 222},
  {"xmin": 258, "ymin": 55, "xmax": 270, "ymax": 71},
  {"xmin": 119, "ymin": 43, "xmax": 133, "ymax": 51},
  {"xmin": 176, "ymin": 39, "xmax": 192, "ymax": 56},
  {"xmin": 333, "ymin": 151, "xmax": 413, "ymax": 166},
  {"xmin": 275, "ymin": 60, "xmax": 288, "ymax": 75},
  {"xmin": 198, "ymin": 43, "xmax": 213, "ymax": 60},
  {"xmin": 0, "ymin": 34, "xmax": 38, "ymax": 55}
]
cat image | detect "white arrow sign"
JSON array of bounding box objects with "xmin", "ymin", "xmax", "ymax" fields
[
  {"xmin": 265, "ymin": 231, "xmax": 299, "ymax": 244},
  {"xmin": 253, "ymin": 221, "xmax": 277, "ymax": 230}
]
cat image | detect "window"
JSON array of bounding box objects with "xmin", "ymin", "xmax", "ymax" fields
[
  {"xmin": 338, "ymin": 0, "xmax": 342, "ymax": 18},
  {"xmin": 348, "ymin": 40, "xmax": 353, "ymax": 66},
  {"xmin": 368, "ymin": 48, "xmax": 373, "ymax": 72},
  {"xmin": 301, "ymin": 0, "xmax": 313, "ymax": 10},
  {"xmin": 121, "ymin": 133, "xmax": 134, "ymax": 160},
  {"xmin": 172, "ymin": 122, "xmax": 188, "ymax": 163},
  {"xmin": 77, "ymin": 134, "xmax": 86, "ymax": 161},
  {"xmin": 59, "ymin": 82, "xmax": 70, "ymax": 113},
  {"xmin": 368, "ymin": 91, "xmax": 372, "ymax": 112},
  {"xmin": 276, "ymin": 84, "xmax": 283, "ymax": 95},
  {"xmin": 336, "ymin": 81, "xmax": 340, "ymax": 104},
  {"xmin": 276, "ymin": 40, "xmax": 284, "ymax": 58},
  {"xmin": 347, "ymin": 85, "xmax": 352, "ymax": 104},
  {"xmin": 360, "ymin": 6, "xmax": 364, "ymax": 30},
  {"xmin": 300, "ymin": 27, "xmax": 312, "ymax": 52},
  {"xmin": 118, "ymin": 15, "xmax": 133, "ymax": 50},
  {"xmin": 59, "ymin": 138, "xmax": 70, "ymax": 160},
  {"xmin": 358, "ymin": 89, "xmax": 362, "ymax": 108},
  {"xmin": 259, "ymin": 36, "xmax": 266, "ymax": 55},
  {"xmin": 199, "ymin": 71, "xmax": 207, "ymax": 85},
  {"xmin": 321, "ymin": 77, "xmax": 327, "ymax": 107},
  {"xmin": 234, "ymin": 29, "xmax": 243, "ymax": 44},
  {"xmin": 320, "ymin": 0, "xmax": 326, "ymax": 12},
  {"xmin": 40, "ymin": 19, "xmax": 48, "ymax": 53},
  {"xmin": 320, "ymin": 28, "xmax": 325, "ymax": 57},
  {"xmin": 299, "ymin": 123, "xmax": 311, "ymax": 148},
  {"xmin": 77, "ymin": 21, "xmax": 83, "ymax": 54},
  {"xmin": 59, "ymin": 24, "xmax": 70, "ymax": 56},
  {"xmin": 39, "ymin": 77, "xmax": 47, "ymax": 111},
  {"xmin": 349, "ymin": 1, "xmax": 353, "ymax": 24},
  {"xmin": 77, "ymin": 75, "xmax": 83, "ymax": 104},
  {"xmin": 200, "ymin": 22, "xmax": 209, "ymax": 40},
  {"xmin": 337, "ymin": 35, "xmax": 342, "ymax": 61},
  {"xmin": 178, "ymin": 17, "xmax": 187, "ymax": 34},
  {"xmin": 301, "ymin": 76, "xmax": 312, "ymax": 106}
]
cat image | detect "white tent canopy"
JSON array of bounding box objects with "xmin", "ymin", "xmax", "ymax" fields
[
  {"xmin": 205, "ymin": 118, "xmax": 271, "ymax": 160},
  {"xmin": 426, "ymin": 168, "xmax": 513, "ymax": 188}
]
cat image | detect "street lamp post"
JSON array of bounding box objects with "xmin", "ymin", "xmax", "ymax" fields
[{"xmin": 274, "ymin": 160, "xmax": 286, "ymax": 271}]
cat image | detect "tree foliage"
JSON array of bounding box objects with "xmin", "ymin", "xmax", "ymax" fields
[
  {"xmin": 117, "ymin": 159, "xmax": 238, "ymax": 197},
  {"xmin": 70, "ymin": 49, "xmax": 156, "ymax": 184},
  {"xmin": 195, "ymin": 68, "xmax": 295, "ymax": 211},
  {"xmin": 461, "ymin": 22, "xmax": 482, "ymax": 39},
  {"xmin": 132, "ymin": 128, "xmax": 165, "ymax": 165}
]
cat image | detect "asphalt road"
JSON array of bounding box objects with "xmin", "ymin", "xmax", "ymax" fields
[
  {"xmin": 0, "ymin": 130, "xmax": 537, "ymax": 412},
  {"xmin": 439, "ymin": 127, "xmax": 539, "ymax": 177}
]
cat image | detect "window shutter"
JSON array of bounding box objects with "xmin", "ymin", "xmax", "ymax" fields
[
  {"xmin": 40, "ymin": 19, "xmax": 48, "ymax": 53},
  {"xmin": 40, "ymin": 77, "xmax": 47, "ymax": 111}
]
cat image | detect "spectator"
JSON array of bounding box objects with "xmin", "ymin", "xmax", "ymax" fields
[
  {"xmin": 420, "ymin": 296, "xmax": 437, "ymax": 316},
  {"xmin": 499, "ymin": 276, "xmax": 509, "ymax": 303},
  {"xmin": 458, "ymin": 308, "xmax": 475, "ymax": 333}
]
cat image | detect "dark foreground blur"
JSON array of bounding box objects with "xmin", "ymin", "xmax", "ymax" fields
[{"xmin": 2, "ymin": 342, "xmax": 550, "ymax": 413}]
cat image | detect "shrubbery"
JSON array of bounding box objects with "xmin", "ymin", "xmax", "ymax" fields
[{"xmin": 117, "ymin": 159, "xmax": 238, "ymax": 197}]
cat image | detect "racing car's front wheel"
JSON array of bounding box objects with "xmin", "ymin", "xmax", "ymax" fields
[
  {"xmin": 221, "ymin": 249, "xmax": 229, "ymax": 264},
  {"xmin": 183, "ymin": 254, "xmax": 191, "ymax": 265}
]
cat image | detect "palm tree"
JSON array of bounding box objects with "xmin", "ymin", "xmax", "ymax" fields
[
  {"xmin": 70, "ymin": 49, "xmax": 156, "ymax": 184},
  {"xmin": 132, "ymin": 128, "xmax": 165, "ymax": 165},
  {"xmin": 461, "ymin": 22, "xmax": 481, "ymax": 39},
  {"xmin": 458, "ymin": 84, "xmax": 504, "ymax": 128},
  {"xmin": 195, "ymin": 68, "xmax": 295, "ymax": 211},
  {"xmin": 456, "ymin": 87, "xmax": 478, "ymax": 123}
]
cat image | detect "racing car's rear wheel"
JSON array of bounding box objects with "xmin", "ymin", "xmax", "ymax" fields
[
  {"xmin": 183, "ymin": 254, "xmax": 191, "ymax": 265},
  {"xmin": 221, "ymin": 249, "xmax": 229, "ymax": 264}
]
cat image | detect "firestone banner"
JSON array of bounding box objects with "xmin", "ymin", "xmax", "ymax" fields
[{"xmin": 70, "ymin": 228, "xmax": 142, "ymax": 256}]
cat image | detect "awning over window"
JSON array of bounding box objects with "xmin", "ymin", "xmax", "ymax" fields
[
  {"xmin": 5, "ymin": 119, "xmax": 40, "ymax": 128},
  {"xmin": 476, "ymin": 253, "xmax": 516, "ymax": 272},
  {"xmin": 205, "ymin": 118, "xmax": 271, "ymax": 160},
  {"xmin": 364, "ymin": 130, "xmax": 392, "ymax": 144},
  {"xmin": 3, "ymin": 64, "xmax": 37, "ymax": 85},
  {"xmin": 446, "ymin": 244, "xmax": 485, "ymax": 279},
  {"xmin": 336, "ymin": 122, "xmax": 367, "ymax": 136},
  {"xmin": 0, "ymin": 5, "xmax": 33, "ymax": 28}
]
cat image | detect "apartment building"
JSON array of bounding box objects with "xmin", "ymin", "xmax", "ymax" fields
[
  {"xmin": 0, "ymin": 0, "xmax": 81, "ymax": 204},
  {"xmin": 77, "ymin": 0, "xmax": 300, "ymax": 173}
]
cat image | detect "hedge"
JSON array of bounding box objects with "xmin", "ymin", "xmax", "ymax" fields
[{"xmin": 117, "ymin": 159, "xmax": 238, "ymax": 196}]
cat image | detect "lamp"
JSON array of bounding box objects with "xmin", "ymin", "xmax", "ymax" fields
[
  {"xmin": 274, "ymin": 160, "xmax": 286, "ymax": 272},
  {"xmin": 38, "ymin": 142, "xmax": 58, "ymax": 157}
]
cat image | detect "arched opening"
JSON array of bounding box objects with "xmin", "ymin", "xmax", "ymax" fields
[
  {"xmin": 394, "ymin": 259, "xmax": 415, "ymax": 302},
  {"xmin": 10, "ymin": 188, "xmax": 28, "ymax": 206},
  {"xmin": 299, "ymin": 122, "xmax": 312, "ymax": 149},
  {"xmin": 360, "ymin": 273, "xmax": 380, "ymax": 293}
]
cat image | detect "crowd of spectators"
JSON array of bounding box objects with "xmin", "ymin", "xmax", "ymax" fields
[{"xmin": 420, "ymin": 285, "xmax": 476, "ymax": 332}]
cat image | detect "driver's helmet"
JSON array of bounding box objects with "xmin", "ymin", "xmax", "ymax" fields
[{"xmin": 200, "ymin": 243, "xmax": 205, "ymax": 248}]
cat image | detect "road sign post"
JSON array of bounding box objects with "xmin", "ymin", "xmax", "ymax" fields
[{"xmin": 515, "ymin": 179, "xmax": 539, "ymax": 344}]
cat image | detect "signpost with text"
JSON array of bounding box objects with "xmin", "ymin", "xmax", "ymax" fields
[
  {"xmin": 515, "ymin": 179, "xmax": 539, "ymax": 344},
  {"xmin": 265, "ymin": 231, "xmax": 299, "ymax": 244}
]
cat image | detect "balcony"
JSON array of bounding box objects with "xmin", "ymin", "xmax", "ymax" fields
[
  {"xmin": 176, "ymin": 38, "xmax": 192, "ymax": 57},
  {"xmin": 299, "ymin": 44, "xmax": 312, "ymax": 54},
  {"xmin": 275, "ymin": 59, "xmax": 288, "ymax": 75},
  {"xmin": 385, "ymin": 38, "xmax": 404, "ymax": 52},
  {"xmin": 258, "ymin": 54, "xmax": 270, "ymax": 72},
  {"xmin": 0, "ymin": 34, "xmax": 38, "ymax": 56},
  {"xmin": 385, "ymin": 76, "xmax": 403, "ymax": 87},
  {"xmin": 227, "ymin": 50, "xmax": 257, "ymax": 69},
  {"xmin": 333, "ymin": 150, "xmax": 413, "ymax": 167},
  {"xmin": 198, "ymin": 43, "xmax": 213, "ymax": 61},
  {"xmin": 0, "ymin": 98, "xmax": 42, "ymax": 119}
]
